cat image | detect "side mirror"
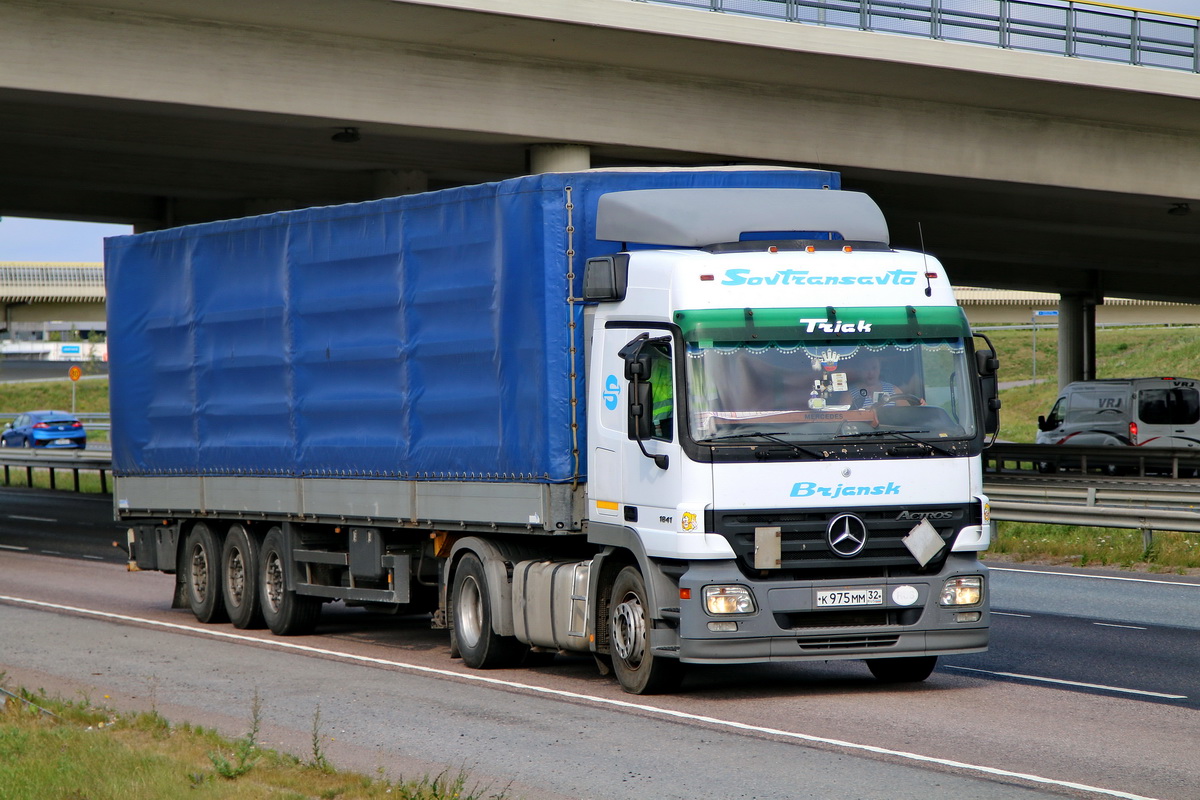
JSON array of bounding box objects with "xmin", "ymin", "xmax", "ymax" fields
[
  {"xmin": 975, "ymin": 349, "xmax": 999, "ymax": 376},
  {"xmin": 618, "ymin": 333, "xmax": 670, "ymax": 470},
  {"xmin": 981, "ymin": 374, "xmax": 1001, "ymax": 435},
  {"xmin": 1037, "ymin": 414, "xmax": 1051, "ymax": 432},
  {"xmin": 628, "ymin": 380, "xmax": 655, "ymax": 441}
]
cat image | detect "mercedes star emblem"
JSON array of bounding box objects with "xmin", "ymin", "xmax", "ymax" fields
[{"xmin": 826, "ymin": 513, "xmax": 868, "ymax": 557}]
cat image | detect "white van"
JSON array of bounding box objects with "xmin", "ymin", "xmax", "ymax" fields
[{"xmin": 1036, "ymin": 377, "xmax": 1200, "ymax": 448}]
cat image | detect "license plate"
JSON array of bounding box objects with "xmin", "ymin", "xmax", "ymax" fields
[
  {"xmin": 816, "ymin": 587, "xmax": 884, "ymax": 607},
  {"xmin": 53, "ymin": 439, "xmax": 71, "ymax": 445}
]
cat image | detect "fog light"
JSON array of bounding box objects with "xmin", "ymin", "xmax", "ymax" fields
[
  {"xmin": 955, "ymin": 611, "xmax": 982, "ymax": 623},
  {"xmin": 704, "ymin": 585, "xmax": 756, "ymax": 615},
  {"xmin": 940, "ymin": 576, "xmax": 982, "ymax": 606},
  {"xmin": 708, "ymin": 621, "xmax": 738, "ymax": 632}
]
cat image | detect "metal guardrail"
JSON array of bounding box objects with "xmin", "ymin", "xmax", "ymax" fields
[
  {"xmin": 4, "ymin": 440, "xmax": 1198, "ymax": 537},
  {"xmin": 985, "ymin": 441, "xmax": 1200, "ymax": 479},
  {"xmin": 642, "ymin": 0, "xmax": 1200, "ymax": 73},
  {"xmin": 985, "ymin": 442, "xmax": 1200, "ymax": 537},
  {"xmin": 0, "ymin": 449, "xmax": 112, "ymax": 493}
]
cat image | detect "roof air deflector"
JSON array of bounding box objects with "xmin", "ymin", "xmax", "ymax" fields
[{"xmin": 595, "ymin": 188, "xmax": 889, "ymax": 248}]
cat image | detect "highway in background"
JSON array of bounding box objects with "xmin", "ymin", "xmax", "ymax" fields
[
  {"xmin": 0, "ymin": 359, "xmax": 108, "ymax": 383},
  {"xmin": 1, "ymin": 486, "xmax": 1197, "ymax": 799}
]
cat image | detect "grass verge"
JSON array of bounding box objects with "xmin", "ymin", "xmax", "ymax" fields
[
  {"xmin": 0, "ymin": 681, "xmax": 509, "ymax": 800},
  {"xmin": 0, "ymin": 466, "xmax": 107, "ymax": 493},
  {"xmin": 989, "ymin": 521, "xmax": 1200, "ymax": 574}
]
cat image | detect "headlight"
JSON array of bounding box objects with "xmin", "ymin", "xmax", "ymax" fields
[
  {"xmin": 940, "ymin": 576, "xmax": 983, "ymax": 607},
  {"xmin": 704, "ymin": 585, "xmax": 756, "ymax": 615}
]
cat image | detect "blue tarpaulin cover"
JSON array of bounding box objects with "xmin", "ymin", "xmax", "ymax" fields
[{"xmin": 105, "ymin": 167, "xmax": 841, "ymax": 482}]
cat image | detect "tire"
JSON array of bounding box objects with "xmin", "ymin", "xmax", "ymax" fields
[
  {"xmin": 183, "ymin": 522, "xmax": 228, "ymax": 624},
  {"xmin": 451, "ymin": 552, "xmax": 527, "ymax": 669},
  {"xmin": 259, "ymin": 526, "xmax": 320, "ymax": 636},
  {"xmin": 609, "ymin": 566, "xmax": 684, "ymax": 695},
  {"xmin": 867, "ymin": 655, "xmax": 938, "ymax": 683},
  {"xmin": 222, "ymin": 523, "xmax": 265, "ymax": 629}
]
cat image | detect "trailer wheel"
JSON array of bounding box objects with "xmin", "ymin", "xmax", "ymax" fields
[
  {"xmin": 222, "ymin": 524, "xmax": 265, "ymax": 629},
  {"xmin": 183, "ymin": 522, "xmax": 227, "ymax": 624},
  {"xmin": 867, "ymin": 655, "xmax": 938, "ymax": 683},
  {"xmin": 451, "ymin": 553, "xmax": 526, "ymax": 669},
  {"xmin": 259, "ymin": 527, "xmax": 320, "ymax": 636},
  {"xmin": 610, "ymin": 566, "xmax": 683, "ymax": 695}
]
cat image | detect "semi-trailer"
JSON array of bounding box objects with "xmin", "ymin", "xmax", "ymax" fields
[{"xmin": 110, "ymin": 167, "xmax": 999, "ymax": 694}]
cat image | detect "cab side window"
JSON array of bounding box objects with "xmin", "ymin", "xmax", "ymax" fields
[
  {"xmin": 1044, "ymin": 398, "xmax": 1065, "ymax": 428},
  {"xmin": 647, "ymin": 343, "xmax": 673, "ymax": 442}
]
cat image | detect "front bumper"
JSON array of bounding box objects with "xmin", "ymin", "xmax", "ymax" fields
[{"xmin": 668, "ymin": 554, "xmax": 989, "ymax": 664}]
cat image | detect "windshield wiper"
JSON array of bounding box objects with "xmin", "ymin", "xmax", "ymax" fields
[
  {"xmin": 835, "ymin": 429, "xmax": 954, "ymax": 457},
  {"xmin": 700, "ymin": 431, "xmax": 827, "ymax": 459}
]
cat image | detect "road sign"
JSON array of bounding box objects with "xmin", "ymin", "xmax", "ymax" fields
[
  {"xmin": 1034, "ymin": 310, "xmax": 1059, "ymax": 316},
  {"xmin": 68, "ymin": 365, "xmax": 82, "ymax": 381}
]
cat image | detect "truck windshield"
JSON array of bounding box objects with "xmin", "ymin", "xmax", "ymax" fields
[{"xmin": 677, "ymin": 306, "xmax": 978, "ymax": 444}]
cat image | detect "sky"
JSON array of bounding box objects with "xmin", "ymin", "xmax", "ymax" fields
[{"xmin": 0, "ymin": 217, "xmax": 131, "ymax": 263}]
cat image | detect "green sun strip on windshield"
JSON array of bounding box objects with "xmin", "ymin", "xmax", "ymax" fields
[{"xmin": 674, "ymin": 306, "xmax": 970, "ymax": 344}]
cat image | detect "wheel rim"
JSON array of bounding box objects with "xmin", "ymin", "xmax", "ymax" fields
[
  {"xmin": 264, "ymin": 551, "xmax": 285, "ymax": 613},
  {"xmin": 189, "ymin": 543, "xmax": 210, "ymax": 604},
  {"xmin": 612, "ymin": 591, "xmax": 646, "ymax": 667},
  {"xmin": 457, "ymin": 574, "xmax": 484, "ymax": 648},
  {"xmin": 226, "ymin": 548, "xmax": 246, "ymax": 608}
]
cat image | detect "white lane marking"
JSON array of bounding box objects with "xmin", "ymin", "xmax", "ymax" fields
[
  {"xmin": 947, "ymin": 666, "xmax": 1186, "ymax": 700},
  {"xmin": 993, "ymin": 611, "xmax": 1032, "ymax": 617},
  {"xmin": 0, "ymin": 544, "xmax": 29, "ymax": 552},
  {"xmin": 0, "ymin": 593, "xmax": 1165, "ymax": 800},
  {"xmin": 6, "ymin": 515, "xmax": 56, "ymax": 523},
  {"xmin": 990, "ymin": 566, "xmax": 1200, "ymax": 589},
  {"xmin": 1094, "ymin": 622, "xmax": 1147, "ymax": 630}
]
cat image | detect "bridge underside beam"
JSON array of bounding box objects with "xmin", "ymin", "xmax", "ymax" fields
[{"xmin": 0, "ymin": 1, "xmax": 1198, "ymax": 301}]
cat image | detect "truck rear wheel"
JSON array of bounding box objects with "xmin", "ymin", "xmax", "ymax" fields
[
  {"xmin": 222, "ymin": 524, "xmax": 265, "ymax": 629},
  {"xmin": 259, "ymin": 527, "xmax": 320, "ymax": 636},
  {"xmin": 610, "ymin": 566, "xmax": 683, "ymax": 695},
  {"xmin": 867, "ymin": 655, "xmax": 938, "ymax": 683},
  {"xmin": 451, "ymin": 552, "xmax": 527, "ymax": 669},
  {"xmin": 183, "ymin": 522, "xmax": 227, "ymax": 624}
]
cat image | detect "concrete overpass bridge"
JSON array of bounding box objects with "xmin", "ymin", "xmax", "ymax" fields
[{"xmin": 2, "ymin": 0, "xmax": 1199, "ymax": 385}]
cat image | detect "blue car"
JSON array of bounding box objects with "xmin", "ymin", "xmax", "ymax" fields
[{"xmin": 1, "ymin": 410, "xmax": 87, "ymax": 449}]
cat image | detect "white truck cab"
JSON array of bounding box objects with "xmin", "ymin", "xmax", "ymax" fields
[{"xmin": 580, "ymin": 187, "xmax": 998, "ymax": 692}]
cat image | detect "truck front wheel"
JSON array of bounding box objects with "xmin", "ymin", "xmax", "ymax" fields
[
  {"xmin": 222, "ymin": 524, "xmax": 265, "ymax": 629},
  {"xmin": 183, "ymin": 522, "xmax": 227, "ymax": 624},
  {"xmin": 451, "ymin": 553, "xmax": 526, "ymax": 669},
  {"xmin": 867, "ymin": 655, "xmax": 938, "ymax": 683},
  {"xmin": 259, "ymin": 527, "xmax": 320, "ymax": 636},
  {"xmin": 610, "ymin": 566, "xmax": 683, "ymax": 695}
]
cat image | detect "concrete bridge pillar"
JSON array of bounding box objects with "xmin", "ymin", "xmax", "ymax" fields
[
  {"xmin": 528, "ymin": 144, "xmax": 591, "ymax": 174},
  {"xmin": 1057, "ymin": 293, "xmax": 1099, "ymax": 390}
]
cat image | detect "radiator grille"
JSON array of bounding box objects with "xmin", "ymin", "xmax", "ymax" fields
[{"xmin": 710, "ymin": 504, "xmax": 971, "ymax": 577}]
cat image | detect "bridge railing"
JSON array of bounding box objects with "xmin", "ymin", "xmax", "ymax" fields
[{"xmin": 640, "ymin": 0, "xmax": 1200, "ymax": 72}]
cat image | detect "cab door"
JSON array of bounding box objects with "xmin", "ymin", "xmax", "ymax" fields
[{"xmin": 588, "ymin": 325, "xmax": 683, "ymax": 534}]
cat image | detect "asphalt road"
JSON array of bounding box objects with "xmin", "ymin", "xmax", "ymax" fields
[{"xmin": 1, "ymin": 487, "xmax": 1198, "ymax": 799}]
